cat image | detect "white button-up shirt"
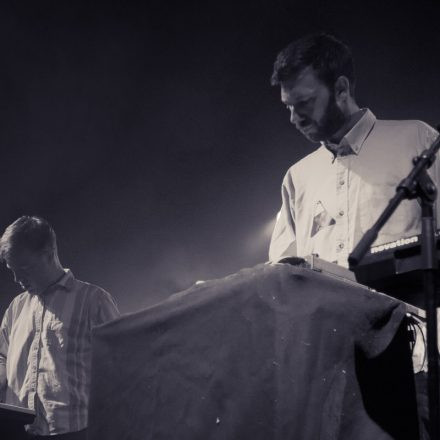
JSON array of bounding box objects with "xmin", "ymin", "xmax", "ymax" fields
[
  {"xmin": 269, "ymin": 109, "xmax": 440, "ymax": 267},
  {"xmin": 0, "ymin": 269, "xmax": 120, "ymax": 435}
]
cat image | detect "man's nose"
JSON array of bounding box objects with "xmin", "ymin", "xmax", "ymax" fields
[
  {"xmin": 13, "ymin": 272, "xmax": 23, "ymax": 284},
  {"xmin": 289, "ymin": 108, "xmax": 302, "ymax": 125}
]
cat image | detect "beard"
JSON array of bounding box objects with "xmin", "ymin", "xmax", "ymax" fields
[{"xmin": 301, "ymin": 92, "xmax": 347, "ymax": 143}]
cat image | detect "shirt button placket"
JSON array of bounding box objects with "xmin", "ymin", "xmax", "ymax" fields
[
  {"xmin": 30, "ymin": 299, "xmax": 44, "ymax": 408},
  {"xmin": 335, "ymin": 162, "xmax": 344, "ymax": 256},
  {"xmin": 342, "ymin": 167, "xmax": 350, "ymax": 261},
  {"xmin": 335, "ymin": 162, "xmax": 349, "ymax": 264}
]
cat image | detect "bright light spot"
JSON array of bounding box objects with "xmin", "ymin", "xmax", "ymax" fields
[{"xmin": 242, "ymin": 213, "xmax": 279, "ymax": 259}]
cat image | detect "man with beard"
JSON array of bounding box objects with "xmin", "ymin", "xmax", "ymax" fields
[
  {"xmin": 269, "ymin": 33, "xmax": 439, "ymax": 439},
  {"xmin": 269, "ymin": 33, "xmax": 439, "ymax": 267}
]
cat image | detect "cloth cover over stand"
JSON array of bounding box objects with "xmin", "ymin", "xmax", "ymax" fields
[{"xmin": 88, "ymin": 263, "xmax": 419, "ymax": 440}]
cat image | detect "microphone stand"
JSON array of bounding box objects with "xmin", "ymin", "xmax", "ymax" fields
[{"xmin": 349, "ymin": 132, "xmax": 440, "ymax": 440}]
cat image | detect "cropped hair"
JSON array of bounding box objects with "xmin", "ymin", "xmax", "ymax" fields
[
  {"xmin": 271, "ymin": 33, "xmax": 356, "ymax": 95},
  {"xmin": 0, "ymin": 216, "xmax": 57, "ymax": 261}
]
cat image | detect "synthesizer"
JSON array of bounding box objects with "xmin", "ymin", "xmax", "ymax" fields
[
  {"xmin": 0, "ymin": 402, "xmax": 35, "ymax": 424},
  {"xmin": 349, "ymin": 231, "xmax": 440, "ymax": 308}
]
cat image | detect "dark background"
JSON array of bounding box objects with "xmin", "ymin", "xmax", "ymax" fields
[{"xmin": 0, "ymin": 0, "xmax": 439, "ymax": 314}]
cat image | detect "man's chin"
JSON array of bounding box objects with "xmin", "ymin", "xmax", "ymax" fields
[{"xmin": 300, "ymin": 130, "xmax": 322, "ymax": 143}]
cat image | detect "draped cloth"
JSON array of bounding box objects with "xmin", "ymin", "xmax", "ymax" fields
[{"xmin": 88, "ymin": 263, "xmax": 419, "ymax": 440}]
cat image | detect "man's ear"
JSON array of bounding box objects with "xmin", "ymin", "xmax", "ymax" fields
[{"xmin": 334, "ymin": 75, "xmax": 350, "ymax": 104}]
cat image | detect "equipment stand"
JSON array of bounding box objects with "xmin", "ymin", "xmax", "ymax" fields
[{"xmin": 349, "ymin": 134, "xmax": 440, "ymax": 439}]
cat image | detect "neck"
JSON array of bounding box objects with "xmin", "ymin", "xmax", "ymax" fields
[
  {"xmin": 39, "ymin": 263, "xmax": 65, "ymax": 295},
  {"xmin": 328, "ymin": 102, "xmax": 361, "ymax": 144}
]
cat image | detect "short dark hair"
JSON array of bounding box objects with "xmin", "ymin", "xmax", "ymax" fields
[
  {"xmin": 0, "ymin": 216, "xmax": 57, "ymax": 261},
  {"xmin": 271, "ymin": 33, "xmax": 356, "ymax": 95}
]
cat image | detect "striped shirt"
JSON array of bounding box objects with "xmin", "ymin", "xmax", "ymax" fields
[
  {"xmin": 269, "ymin": 109, "xmax": 440, "ymax": 266},
  {"xmin": 0, "ymin": 269, "xmax": 119, "ymax": 435}
]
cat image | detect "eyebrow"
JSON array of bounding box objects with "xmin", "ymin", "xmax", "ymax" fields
[
  {"xmin": 282, "ymin": 96, "xmax": 313, "ymax": 107},
  {"xmin": 7, "ymin": 262, "xmax": 32, "ymax": 271}
]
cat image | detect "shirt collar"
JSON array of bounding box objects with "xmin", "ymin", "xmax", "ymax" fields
[
  {"xmin": 322, "ymin": 108, "xmax": 376, "ymax": 157},
  {"xmin": 49, "ymin": 269, "xmax": 75, "ymax": 292}
]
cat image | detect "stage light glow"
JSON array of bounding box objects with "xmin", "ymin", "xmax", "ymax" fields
[{"xmin": 241, "ymin": 213, "xmax": 278, "ymax": 262}]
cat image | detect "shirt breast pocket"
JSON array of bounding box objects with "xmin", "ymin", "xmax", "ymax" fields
[{"xmin": 45, "ymin": 320, "xmax": 66, "ymax": 349}]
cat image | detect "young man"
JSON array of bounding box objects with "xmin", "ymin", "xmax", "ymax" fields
[
  {"xmin": 0, "ymin": 216, "xmax": 120, "ymax": 439},
  {"xmin": 269, "ymin": 33, "xmax": 439, "ymax": 267}
]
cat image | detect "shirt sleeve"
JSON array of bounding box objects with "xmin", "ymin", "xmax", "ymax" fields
[
  {"xmin": 0, "ymin": 304, "xmax": 12, "ymax": 366},
  {"xmin": 0, "ymin": 311, "xmax": 6, "ymax": 401},
  {"xmin": 269, "ymin": 170, "xmax": 298, "ymax": 262},
  {"xmin": 89, "ymin": 288, "xmax": 120, "ymax": 328}
]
